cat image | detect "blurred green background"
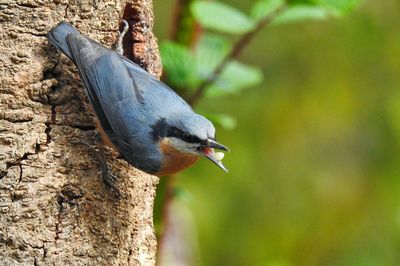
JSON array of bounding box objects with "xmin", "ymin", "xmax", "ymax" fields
[{"xmin": 153, "ymin": 0, "xmax": 400, "ymax": 265}]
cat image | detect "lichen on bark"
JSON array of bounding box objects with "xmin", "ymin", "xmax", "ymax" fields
[{"xmin": 0, "ymin": 0, "xmax": 161, "ymax": 265}]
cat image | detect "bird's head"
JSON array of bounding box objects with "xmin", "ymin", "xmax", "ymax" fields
[{"xmin": 152, "ymin": 114, "xmax": 229, "ymax": 174}]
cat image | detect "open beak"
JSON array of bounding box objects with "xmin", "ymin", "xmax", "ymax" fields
[
  {"xmin": 207, "ymin": 139, "xmax": 230, "ymax": 152},
  {"xmin": 201, "ymin": 139, "xmax": 229, "ymax": 172}
]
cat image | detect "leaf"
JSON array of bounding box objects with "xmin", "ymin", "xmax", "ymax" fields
[
  {"xmin": 287, "ymin": 0, "xmax": 315, "ymax": 4},
  {"xmin": 251, "ymin": 0, "xmax": 285, "ymax": 21},
  {"xmin": 160, "ymin": 41, "xmax": 199, "ymax": 89},
  {"xmin": 272, "ymin": 5, "xmax": 329, "ymax": 25},
  {"xmin": 191, "ymin": 1, "xmax": 256, "ymax": 34},
  {"xmin": 206, "ymin": 61, "xmax": 263, "ymax": 97},
  {"xmin": 194, "ymin": 34, "xmax": 232, "ymax": 80},
  {"xmin": 206, "ymin": 113, "xmax": 237, "ymax": 130},
  {"xmin": 314, "ymin": 0, "xmax": 360, "ymax": 15}
]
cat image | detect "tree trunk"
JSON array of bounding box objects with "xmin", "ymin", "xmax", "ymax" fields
[{"xmin": 0, "ymin": 0, "xmax": 161, "ymax": 265}]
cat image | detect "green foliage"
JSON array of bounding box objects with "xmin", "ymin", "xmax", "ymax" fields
[
  {"xmin": 161, "ymin": 0, "xmax": 361, "ymax": 115},
  {"xmin": 190, "ymin": 0, "xmax": 360, "ymax": 29},
  {"xmin": 205, "ymin": 113, "xmax": 237, "ymax": 130},
  {"xmin": 275, "ymin": 0, "xmax": 360, "ymax": 24},
  {"xmin": 160, "ymin": 34, "xmax": 262, "ymax": 96},
  {"xmin": 251, "ymin": 0, "xmax": 285, "ymax": 21},
  {"xmin": 191, "ymin": 1, "xmax": 256, "ymax": 34},
  {"xmin": 273, "ymin": 4, "xmax": 329, "ymax": 24},
  {"xmin": 315, "ymin": 0, "xmax": 361, "ymax": 15},
  {"xmin": 194, "ymin": 34, "xmax": 231, "ymax": 80},
  {"xmin": 206, "ymin": 61, "xmax": 263, "ymax": 97},
  {"xmin": 287, "ymin": 0, "xmax": 315, "ymax": 4},
  {"xmin": 159, "ymin": 41, "xmax": 199, "ymax": 89}
]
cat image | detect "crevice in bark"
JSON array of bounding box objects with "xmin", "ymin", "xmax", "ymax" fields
[
  {"xmin": 18, "ymin": 163, "xmax": 23, "ymax": 185},
  {"xmin": 15, "ymin": 2, "xmax": 39, "ymax": 8},
  {"xmin": 55, "ymin": 185, "xmax": 84, "ymax": 241},
  {"xmin": 55, "ymin": 194, "xmax": 65, "ymax": 241},
  {"xmin": 42, "ymin": 64, "xmax": 60, "ymax": 81},
  {"xmin": 64, "ymin": 1, "xmax": 70, "ymax": 18},
  {"xmin": 121, "ymin": 4, "xmax": 138, "ymax": 61},
  {"xmin": 5, "ymin": 152, "xmax": 31, "ymax": 173},
  {"xmin": 121, "ymin": 3, "xmax": 149, "ymax": 69},
  {"xmin": 1, "ymin": 137, "xmax": 46, "ymax": 180},
  {"xmin": 1, "ymin": 117, "xmax": 33, "ymax": 123},
  {"xmin": 43, "ymin": 68, "xmax": 59, "ymax": 145},
  {"xmin": 45, "ymin": 122, "xmax": 53, "ymax": 145},
  {"xmin": 44, "ymin": 103, "xmax": 55, "ymax": 145},
  {"xmin": 68, "ymin": 124, "xmax": 97, "ymax": 131},
  {"xmin": 24, "ymin": 241, "xmax": 44, "ymax": 250},
  {"xmin": 0, "ymin": 171, "xmax": 7, "ymax": 179},
  {"xmin": 17, "ymin": 241, "xmax": 48, "ymax": 261},
  {"xmin": 36, "ymin": 63, "xmax": 63, "ymax": 149},
  {"xmin": 35, "ymin": 143, "xmax": 40, "ymax": 154},
  {"xmin": 61, "ymin": 185, "xmax": 85, "ymax": 203},
  {"xmin": 25, "ymin": 32, "xmax": 47, "ymax": 37},
  {"xmin": 127, "ymin": 248, "xmax": 133, "ymax": 264},
  {"xmin": 11, "ymin": 165, "xmax": 24, "ymax": 200}
]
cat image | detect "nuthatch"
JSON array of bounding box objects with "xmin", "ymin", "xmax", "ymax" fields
[{"xmin": 47, "ymin": 21, "xmax": 229, "ymax": 176}]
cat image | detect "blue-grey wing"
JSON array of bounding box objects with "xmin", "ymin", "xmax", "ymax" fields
[
  {"xmin": 66, "ymin": 34, "xmax": 161, "ymax": 172},
  {"xmin": 121, "ymin": 56, "xmax": 194, "ymax": 116}
]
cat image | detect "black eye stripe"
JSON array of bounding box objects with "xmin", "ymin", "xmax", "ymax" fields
[
  {"xmin": 151, "ymin": 119, "xmax": 207, "ymax": 144},
  {"xmin": 167, "ymin": 127, "xmax": 203, "ymax": 144}
]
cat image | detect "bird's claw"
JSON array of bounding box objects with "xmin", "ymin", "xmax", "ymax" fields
[
  {"xmin": 71, "ymin": 139, "xmax": 121, "ymax": 199},
  {"xmin": 97, "ymin": 151, "xmax": 121, "ymax": 199}
]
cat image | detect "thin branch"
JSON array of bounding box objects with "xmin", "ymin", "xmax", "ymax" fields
[
  {"xmin": 169, "ymin": 0, "xmax": 201, "ymax": 46},
  {"xmin": 187, "ymin": 4, "xmax": 287, "ymax": 106},
  {"xmin": 156, "ymin": 175, "xmax": 176, "ymax": 264},
  {"xmin": 169, "ymin": 0, "xmax": 187, "ymax": 41}
]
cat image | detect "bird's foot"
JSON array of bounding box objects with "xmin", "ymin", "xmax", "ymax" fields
[
  {"xmin": 96, "ymin": 147, "xmax": 121, "ymax": 198},
  {"xmin": 71, "ymin": 139, "xmax": 121, "ymax": 199},
  {"xmin": 115, "ymin": 19, "xmax": 129, "ymax": 56}
]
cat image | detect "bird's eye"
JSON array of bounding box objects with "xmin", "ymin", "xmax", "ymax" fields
[{"xmin": 195, "ymin": 145, "xmax": 203, "ymax": 152}]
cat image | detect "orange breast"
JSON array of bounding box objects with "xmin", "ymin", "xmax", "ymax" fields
[{"xmin": 156, "ymin": 138, "xmax": 199, "ymax": 176}]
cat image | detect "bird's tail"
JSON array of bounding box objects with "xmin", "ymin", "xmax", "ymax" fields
[{"xmin": 47, "ymin": 21, "xmax": 80, "ymax": 60}]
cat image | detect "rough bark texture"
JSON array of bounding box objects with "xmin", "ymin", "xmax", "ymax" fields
[{"xmin": 0, "ymin": 0, "xmax": 161, "ymax": 265}]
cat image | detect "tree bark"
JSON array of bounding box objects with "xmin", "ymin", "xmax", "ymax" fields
[{"xmin": 0, "ymin": 0, "xmax": 161, "ymax": 265}]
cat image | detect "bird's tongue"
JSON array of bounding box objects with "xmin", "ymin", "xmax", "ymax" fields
[
  {"xmin": 203, "ymin": 147, "xmax": 214, "ymax": 157},
  {"xmin": 202, "ymin": 147, "xmax": 225, "ymax": 161}
]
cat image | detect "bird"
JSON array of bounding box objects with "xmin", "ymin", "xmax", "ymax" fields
[{"xmin": 47, "ymin": 21, "xmax": 229, "ymax": 178}]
